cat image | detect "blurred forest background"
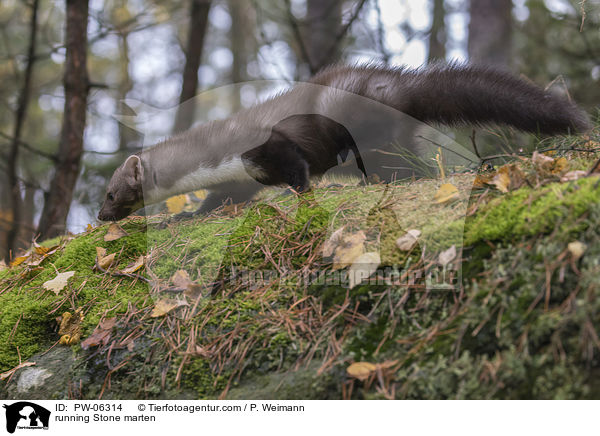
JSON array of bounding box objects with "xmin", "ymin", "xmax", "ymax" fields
[{"xmin": 0, "ymin": 0, "xmax": 599, "ymax": 261}]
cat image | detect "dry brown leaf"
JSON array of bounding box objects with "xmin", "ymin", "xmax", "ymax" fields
[
  {"xmin": 171, "ymin": 269, "xmax": 192, "ymax": 288},
  {"xmin": 491, "ymin": 171, "xmax": 510, "ymax": 193},
  {"xmin": 348, "ymin": 252, "xmax": 381, "ymax": 289},
  {"xmin": 43, "ymin": 271, "xmax": 75, "ymax": 295},
  {"xmin": 396, "ymin": 229, "xmax": 421, "ymax": 251},
  {"xmin": 433, "ymin": 183, "xmax": 459, "ymax": 204},
  {"xmin": 104, "ymin": 223, "xmax": 128, "ymax": 242},
  {"xmin": 184, "ymin": 283, "xmax": 204, "ymax": 300},
  {"xmin": 347, "ymin": 361, "xmax": 377, "ymax": 381},
  {"xmin": 121, "ymin": 256, "xmax": 145, "ymax": 274},
  {"xmin": 150, "ymin": 299, "xmax": 189, "ymax": 317},
  {"xmin": 473, "ymin": 174, "xmax": 493, "ymax": 189},
  {"xmin": 332, "ymin": 231, "xmax": 366, "ymax": 270},
  {"xmin": 81, "ymin": 318, "xmax": 117, "ymax": 350}
]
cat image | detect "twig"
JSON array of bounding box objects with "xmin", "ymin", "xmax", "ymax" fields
[{"xmin": 94, "ymin": 258, "xmax": 151, "ymax": 284}]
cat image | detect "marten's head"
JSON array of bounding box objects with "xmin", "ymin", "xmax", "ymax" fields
[{"xmin": 98, "ymin": 155, "xmax": 145, "ymax": 221}]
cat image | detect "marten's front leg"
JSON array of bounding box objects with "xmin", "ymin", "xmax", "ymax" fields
[{"xmin": 242, "ymin": 131, "xmax": 310, "ymax": 193}]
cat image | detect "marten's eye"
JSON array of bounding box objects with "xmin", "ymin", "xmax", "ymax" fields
[{"xmin": 107, "ymin": 193, "xmax": 114, "ymax": 201}]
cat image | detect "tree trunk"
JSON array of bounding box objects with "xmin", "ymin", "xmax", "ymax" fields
[
  {"xmin": 229, "ymin": 0, "xmax": 254, "ymax": 111},
  {"xmin": 37, "ymin": 0, "xmax": 89, "ymax": 241},
  {"xmin": 4, "ymin": 0, "xmax": 39, "ymax": 260},
  {"xmin": 428, "ymin": 0, "xmax": 447, "ymax": 62},
  {"xmin": 468, "ymin": 0, "xmax": 513, "ymax": 66},
  {"xmin": 305, "ymin": 0, "xmax": 342, "ymax": 73},
  {"xmin": 173, "ymin": 0, "xmax": 212, "ymax": 133}
]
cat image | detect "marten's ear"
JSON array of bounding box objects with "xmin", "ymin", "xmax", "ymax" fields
[{"xmin": 123, "ymin": 155, "xmax": 144, "ymax": 183}]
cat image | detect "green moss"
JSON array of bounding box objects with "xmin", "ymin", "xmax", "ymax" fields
[{"xmin": 464, "ymin": 176, "xmax": 600, "ymax": 245}]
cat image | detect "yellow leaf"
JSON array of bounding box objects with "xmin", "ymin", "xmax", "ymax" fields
[
  {"xmin": 121, "ymin": 256, "xmax": 145, "ymax": 274},
  {"xmin": 150, "ymin": 299, "xmax": 188, "ymax": 317},
  {"xmin": 433, "ymin": 183, "xmax": 459, "ymax": 204},
  {"xmin": 96, "ymin": 247, "xmax": 116, "ymax": 270},
  {"xmin": 332, "ymin": 231, "xmax": 366, "ymax": 270},
  {"xmin": 43, "ymin": 271, "xmax": 75, "ymax": 295},
  {"xmin": 551, "ymin": 157, "xmax": 568, "ymax": 174},
  {"xmin": 10, "ymin": 256, "xmax": 28, "ymax": 267},
  {"xmin": 166, "ymin": 195, "xmax": 187, "ymax": 214},
  {"xmin": 104, "ymin": 223, "xmax": 128, "ymax": 242},
  {"xmin": 86, "ymin": 223, "xmax": 94, "ymax": 232},
  {"xmin": 347, "ymin": 362, "xmax": 377, "ymax": 381}
]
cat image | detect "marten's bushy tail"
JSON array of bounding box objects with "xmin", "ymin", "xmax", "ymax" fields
[{"xmin": 312, "ymin": 63, "xmax": 592, "ymax": 135}]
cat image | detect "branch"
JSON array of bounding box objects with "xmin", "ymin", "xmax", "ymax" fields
[
  {"xmin": 283, "ymin": 0, "xmax": 315, "ymax": 74},
  {"xmin": 0, "ymin": 131, "xmax": 57, "ymax": 162}
]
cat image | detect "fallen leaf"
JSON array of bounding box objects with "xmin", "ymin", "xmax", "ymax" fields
[
  {"xmin": 348, "ymin": 252, "xmax": 381, "ymax": 289},
  {"xmin": 438, "ymin": 245, "xmax": 457, "ymax": 267},
  {"xmin": 396, "ymin": 229, "xmax": 421, "ymax": 251},
  {"xmin": 86, "ymin": 223, "xmax": 94, "ymax": 232},
  {"xmin": 473, "ymin": 174, "xmax": 493, "ymax": 189},
  {"xmin": 58, "ymin": 309, "xmax": 84, "ymax": 346},
  {"xmin": 491, "ymin": 171, "xmax": 510, "ymax": 193},
  {"xmin": 10, "ymin": 256, "xmax": 28, "ymax": 267},
  {"xmin": 166, "ymin": 194, "xmax": 187, "ymax": 214},
  {"xmin": 568, "ymin": 241, "xmax": 587, "ymax": 260},
  {"xmin": 322, "ymin": 226, "xmax": 345, "ymax": 257},
  {"xmin": 347, "ymin": 361, "xmax": 377, "ymax": 381},
  {"xmin": 43, "ymin": 271, "xmax": 75, "ymax": 295},
  {"xmin": 96, "ymin": 247, "xmax": 116, "ymax": 270},
  {"xmin": 332, "ymin": 231, "xmax": 366, "ymax": 270},
  {"xmin": 560, "ymin": 170, "xmax": 587, "ymax": 182},
  {"xmin": 81, "ymin": 318, "xmax": 117, "ymax": 350},
  {"xmin": 532, "ymin": 151, "xmax": 554, "ymax": 166},
  {"xmin": 121, "ymin": 255, "xmax": 145, "ymax": 274},
  {"xmin": 104, "ymin": 223, "xmax": 128, "ymax": 242},
  {"xmin": 184, "ymin": 283, "xmax": 204, "ymax": 300},
  {"xmin": 551, "ymin": 157, "xmax": 568, "ymax": 174},
  {"xmin": 150, "ymin": 299, "xmax": 189, "ymax": 317},
  {"xmin": 171, "ymin": 269, "xmax": 192, "ymax": 288},
  {"xmin": 433, "ymin": 183, "xmax": 459, "ymax": 204}
]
